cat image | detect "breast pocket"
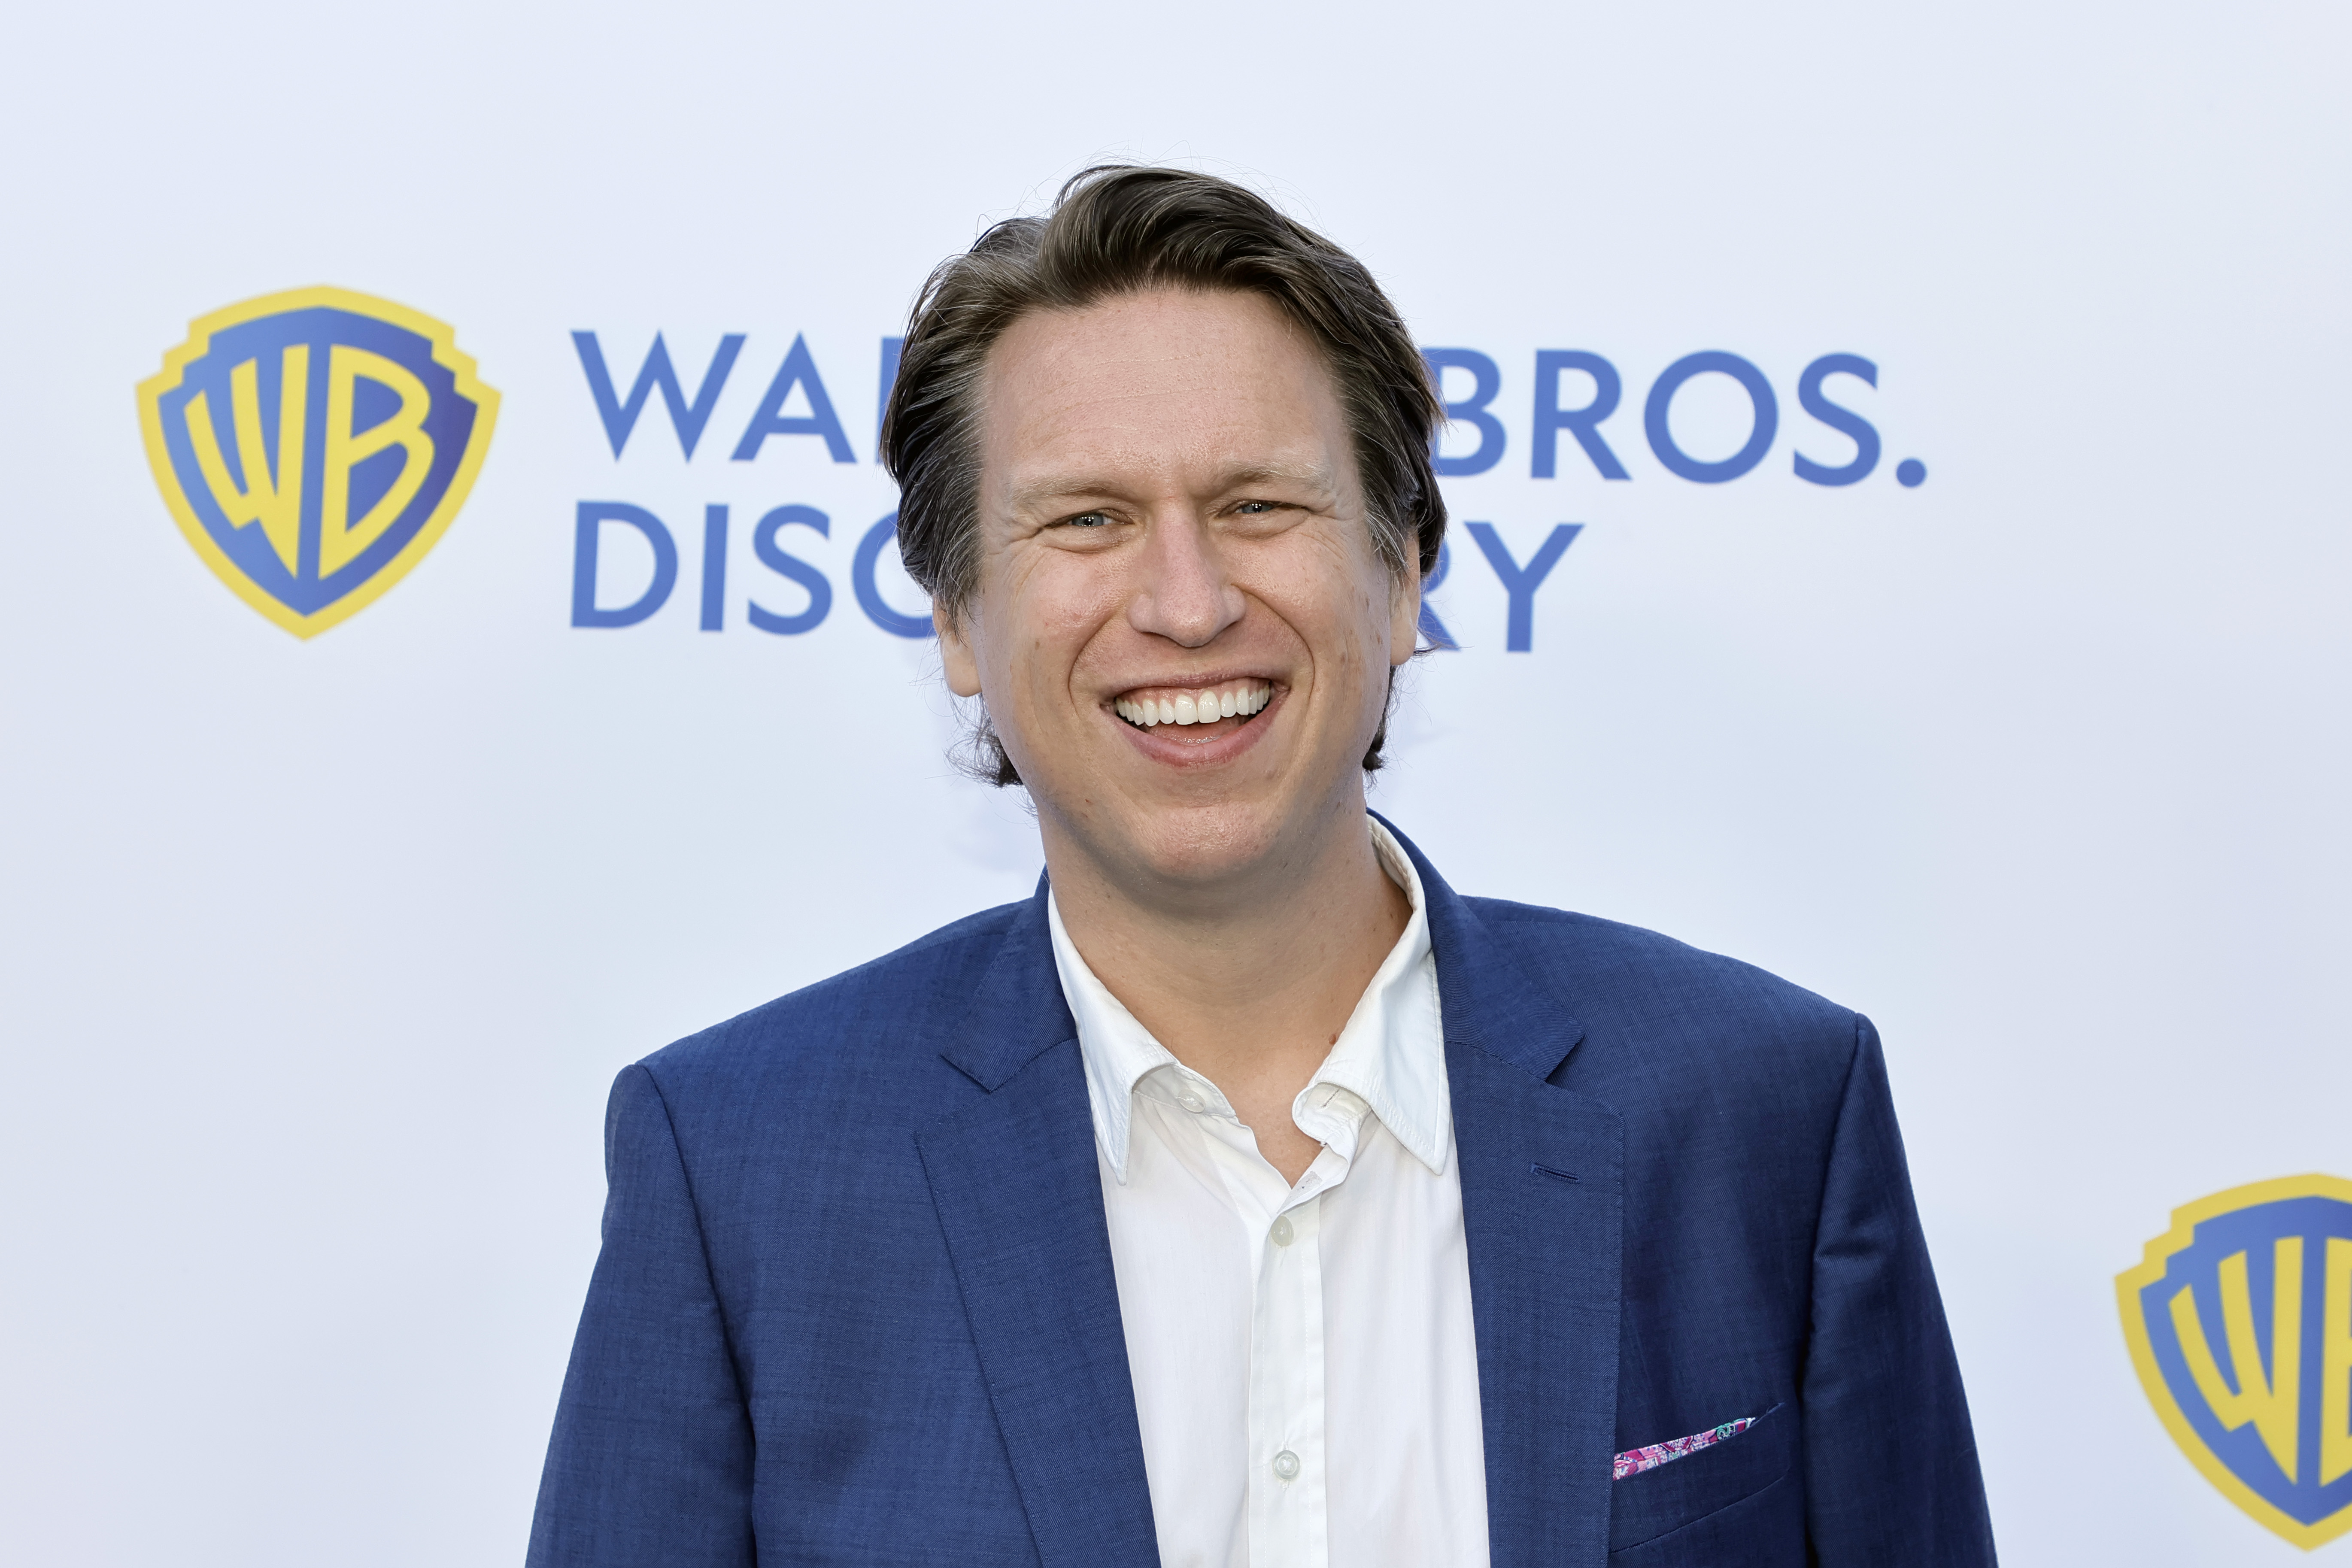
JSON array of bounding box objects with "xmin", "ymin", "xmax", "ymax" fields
[{"xmin": 1607, "ymin": 1402, "xmax": 1795, "ymax": 1558}]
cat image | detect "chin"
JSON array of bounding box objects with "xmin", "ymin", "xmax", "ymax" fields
[
  {"xmin": 1105, "ymin": 789, "xmax": 1335, "ymax": 895},
  {"xmin": 1023, "ymin": 722, "xmax": 1376, "ymax": 890}
]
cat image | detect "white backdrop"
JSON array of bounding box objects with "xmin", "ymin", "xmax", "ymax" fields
[{"xmin": 3, "ymin": 2, "xmax": 2347, "ymax": 1562}]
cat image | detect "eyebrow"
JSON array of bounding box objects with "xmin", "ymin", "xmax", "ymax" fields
[{"xmin": 1000, "ymin": 461, "xmax": 1339, "ymax": 515}]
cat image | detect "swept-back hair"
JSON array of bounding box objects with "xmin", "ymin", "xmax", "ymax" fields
[{"xmin": 880, "ymin": 165, "xmax": 1445, "ymax": 782}]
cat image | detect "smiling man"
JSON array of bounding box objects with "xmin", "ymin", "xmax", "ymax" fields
[{"xmin": 528, "ymin": 168, "xmax": 1997, "ymax": 1568}]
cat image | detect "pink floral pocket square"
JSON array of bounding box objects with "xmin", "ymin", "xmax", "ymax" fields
[{"xmin": 1612, "ymin": 1414, "xmax": 1761, "ymax": 1480}]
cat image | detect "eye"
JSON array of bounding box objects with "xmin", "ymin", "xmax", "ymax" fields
[
  {"xmin": 1230, "ymin": 499, "xmax": 1300, "ymax": 520},
  {"xmin": 1059, "ymin": 510, "xmax": 1114, "ymax": 528}
]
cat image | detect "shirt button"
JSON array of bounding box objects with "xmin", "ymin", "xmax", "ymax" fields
[
  {"xmin": 1272, "ymin": 1449, "xmax": 1301, "ymax": 1481},
  {"xmin": 1269, "ymin": 1215, "xmax": 1294, "ymax": 1247},
  {"xmin": 1176, "ymin": 1091, "xmax": 1206, "ymax": 1113}
]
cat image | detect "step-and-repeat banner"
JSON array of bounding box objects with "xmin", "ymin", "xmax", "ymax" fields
[{"xmin": 4, "ymin": 3, "xmax": 2347, "ymax": 1563}]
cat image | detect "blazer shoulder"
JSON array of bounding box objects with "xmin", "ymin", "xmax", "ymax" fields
[
  {"xmin": 1463, "ymin": 895, "xmax": 1863, "ymax": 1083},
  {"xmin": 636, "ymin": 899, "xmax": 1032, "ymax": 1097}
]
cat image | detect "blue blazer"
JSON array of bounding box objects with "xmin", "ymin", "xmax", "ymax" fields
[{"xmin": 528, "ymin": 825, "xmax": 1995, "ymax": 1566}]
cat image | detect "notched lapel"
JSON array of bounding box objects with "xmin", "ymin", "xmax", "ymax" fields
[
  {"xmin": 1451, "ymin": 1041, "xmax": 1626, "ymax": 1568},
  {"xmin": 918, "ymin": 910, "xmax": 1159, "ymax": 1567},
  {"xmin": 939, "ymin": 878, "xmax": 1080, "ymax": 1093},
  {"xmin": 1396, "ymin": 828, "xmax": 1625, "ymax": 1568}
]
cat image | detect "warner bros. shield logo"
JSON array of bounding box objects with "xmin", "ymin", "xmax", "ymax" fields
[
  {"xmin": 138, "ymin": 286, "xmax": 498, "ymax": 638},
  {"xmin": 2119, "ymin": 1174, "xmax": 2352, "ymax": 1549}
]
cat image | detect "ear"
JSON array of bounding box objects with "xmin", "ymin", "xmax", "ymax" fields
[
  {"xmin": 1388, "ymin": 566, "xmax": 1422, "ymax": 668},
  {"xmin": 936, "ymin": 602, "xmax": 983, "ymax": 697}
]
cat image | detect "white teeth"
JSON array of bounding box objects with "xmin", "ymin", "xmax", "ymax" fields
[{"xmin": 1118, "ymin": 683, "xmax": 1273, "ymax": 729}]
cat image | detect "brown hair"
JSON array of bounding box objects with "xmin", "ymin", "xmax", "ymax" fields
[{"xmin": 880, "ymin": 165, "xmax": 1445, "ymax": 783}]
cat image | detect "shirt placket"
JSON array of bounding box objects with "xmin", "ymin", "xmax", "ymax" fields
[
  {"xmin": 1158, "ymin": 1067, "xmax": 1362, "ymax": 1568},
  {"xmin": 1247, "ymin": 1179, "xmax": 1332, "ymax": 1568}
]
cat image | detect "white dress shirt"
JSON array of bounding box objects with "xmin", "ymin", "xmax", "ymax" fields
[{"xmin": 1046, "ymin": 818, "xmax": 1490, "ymax": 1568}]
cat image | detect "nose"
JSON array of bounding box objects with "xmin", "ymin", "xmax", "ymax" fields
[{"xmin": 1126, "ymin": 514, "xmax": 1245, "ymax": 648}]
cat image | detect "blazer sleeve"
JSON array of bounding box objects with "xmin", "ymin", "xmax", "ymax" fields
[
  {"xmin": 1801, "ymin": 1016, "xmax": 1998, "ymax": 1565},
  {"xmin": 527, "ymin": 1065, "xmax": 756, "ymax": 1568}
]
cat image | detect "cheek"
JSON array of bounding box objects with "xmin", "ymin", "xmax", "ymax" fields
[
  {"xmin": 980, "ymin": 551, "xmax": 1126, "ymax": 698},
  {"xmin": 1246, "ymin": 534, "xmax": 1395, "ymax": 699},
  {"xmin": 1320, "ymin": 540, "xmax": 1401, "ymax": 670}
]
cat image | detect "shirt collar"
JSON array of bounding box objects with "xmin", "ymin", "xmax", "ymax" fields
[{"xmin": 1047, "ymin": 816, "xmax": 1450, "ymax": 1183}]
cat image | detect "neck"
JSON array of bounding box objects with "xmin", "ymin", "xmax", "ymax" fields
[{"xmin": 1041, "ymin": 795, "xmax": 1411, "ymax": 1180}]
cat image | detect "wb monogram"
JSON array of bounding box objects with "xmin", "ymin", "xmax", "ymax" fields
[
  {"xmin": 2120, "ymin": 1174, "xmax": 2352, "ymax": 1549},
  {"xmin": 139, "ymin": 288, "xmax": 498, "ymax": 637}
]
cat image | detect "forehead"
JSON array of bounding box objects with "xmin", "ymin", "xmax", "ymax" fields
[{"xmin": 978, "ymin": 288, "xmax": 1353, "ymax": 501}]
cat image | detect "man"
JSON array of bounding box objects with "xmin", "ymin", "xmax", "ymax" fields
[{"xmin": 528, "ymin": 167, "xmax": 1996, "ymax": 1567}]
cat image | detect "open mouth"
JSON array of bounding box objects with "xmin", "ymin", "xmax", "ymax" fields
[{"xmin": 1113, "ymin": 679, "xmax": 1275, "ymax": 733}]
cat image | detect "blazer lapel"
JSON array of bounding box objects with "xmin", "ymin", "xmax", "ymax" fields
[
  {"xmin": 1388, "ymin": 823, "xmax": 1626, "ymax": 1568},
  {"xmin": 917, "ymin": 883, "xmax": 1159, "ymax": 1568}
]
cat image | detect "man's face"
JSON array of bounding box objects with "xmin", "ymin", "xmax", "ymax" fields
[{"xmin": 939, "ymin": 287, "xmax": 1418, "ymax": 895}]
